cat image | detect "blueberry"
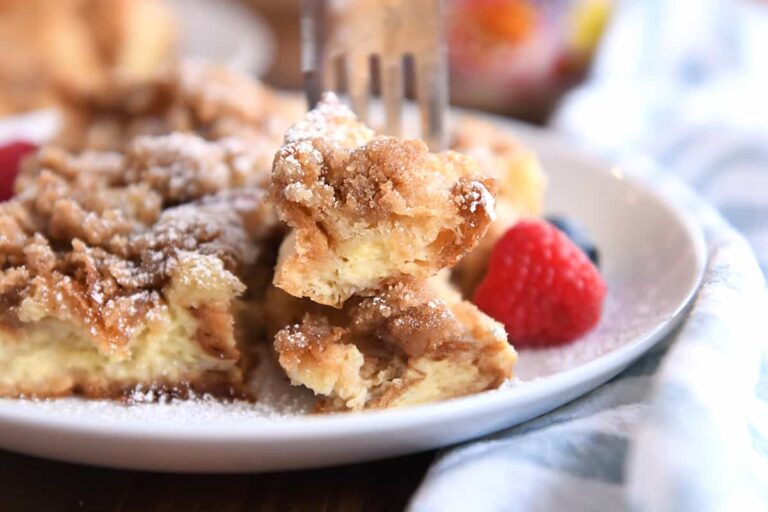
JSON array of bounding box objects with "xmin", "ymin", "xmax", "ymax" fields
[{"xmin": 545, "ymin": 215, "xmax": 600, "ymax": 267}]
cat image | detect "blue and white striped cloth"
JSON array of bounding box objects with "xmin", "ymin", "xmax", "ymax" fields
[{"xmin": 410, "ymin": 1, "xmax": 768, "ymax": 510}]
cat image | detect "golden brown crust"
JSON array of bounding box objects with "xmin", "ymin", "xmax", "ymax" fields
[
  {"xmin": 273, "ymin": 278, "xmax": 516, "ymax": 412},
  {"xmin": 271, "ymin": 94, "xmax": 498, "ymax": 307}
]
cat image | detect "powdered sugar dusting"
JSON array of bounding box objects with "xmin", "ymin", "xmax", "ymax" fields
[
  {"xmin": 284, "ymin": 92, "xmax": 374, "ymax": 147},
  {"xmin": 470, "ymin": 180, "xmax": 496, "ymax": 220},
  {"xmin": 456, "ymin": 179, "xmax": 497, "ymax": 221},
  {"xmin": 281, "ymin": 324, "xmax": 309, "ymax": 349},
  {"xmin": 514, "ymin": 282, "xmax": 662, "ymax": 380}
]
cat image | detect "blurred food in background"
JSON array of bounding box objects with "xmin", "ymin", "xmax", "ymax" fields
[
  {"xmin": 448, "ymin": 0, "xmax": 612, "ymax": 122},
  {"xmin": 0, "ymin": 0, "xmax": 176, "ymax": 115},
  {"xmin": 244, "ymin": 0, "xmax": 301, "ymax": 90},
  {"xmin": 247, "ymin": 0, "xmax": 610, "ymax": 123},
  {"xmin": 0, "ymin": 0, "xmax": 609, "ymax": 124}
]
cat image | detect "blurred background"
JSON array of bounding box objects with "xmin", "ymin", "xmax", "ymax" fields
[
  {"xmin": 251, "ymin": 0, "xmax": 611, "ymax": 123},
  {"xmin": 0, "ymin": 0, "xmax": 612, "ymax": 124}
]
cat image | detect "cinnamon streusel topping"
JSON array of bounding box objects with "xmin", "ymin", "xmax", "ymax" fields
[
  {"xmin": 273, "ymin": 278, "xmax": 515, "ymax": 411},
  {"xmin": 55, "ymin": 59, "xmax": 305, "ymax": 179},
  {"xmin": 1, "ymin": 132, "xmax": 278, "ymax": 356}
]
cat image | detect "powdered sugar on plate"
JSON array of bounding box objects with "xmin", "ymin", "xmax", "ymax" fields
[
  {"xmin": 2, "ymin": 344, "xmax": 315, "ymax": 425},
  {"xmin": 0, "ymin": 285, "xmax": 658, "ymax": 424}
]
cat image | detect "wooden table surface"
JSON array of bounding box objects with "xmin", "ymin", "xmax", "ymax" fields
[{"xmin": 0, "ymin": 448, "xmax": 434, "ymax": 511}]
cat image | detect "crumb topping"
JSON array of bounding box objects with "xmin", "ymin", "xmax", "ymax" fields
[
  {"xmin": 450, "ymin": 117, "xmax": 544, "ymax": 220},
  {"xmin": 123, "ymin": 133, "xmax": 233, "ymax": 203},
  {"xmin": 284, "ymin": 92, "xmax": 373, "ymax": 147},
  {"xmin": 0, "ymin": 133, "xmax": 278, "ymax": 355},
  {"xmin": 54, "ymin": 59, "xmax": 305, "ymax": 179},
  {"xmin": 273, "ymin": 278, "xmax": 515, "ymax": 411},
  {"xmin": 349, "ymin": 281, "xmax": 462, "ymax": 357}
]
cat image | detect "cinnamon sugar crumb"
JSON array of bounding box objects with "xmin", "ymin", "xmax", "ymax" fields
[
  {"xmin": 1, "ymin": 131, "xmax": 279, "ymax": 358},
  {"xmin": 54, "ymin": 59, "xmax": 305, "ymax": 180},
  {"xmin": 273, "ymin": 278, "xmax": 516, "ymax": 412}
]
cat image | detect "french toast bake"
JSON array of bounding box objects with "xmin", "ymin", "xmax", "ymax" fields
[
  {"xmin": 0, "ymin": 62, "xmax": 545, "ymax": 410},
  {"xmin": 271, "ymin": 94, "xmax": 497, "ymax": 308},
  {"xmin": 0, "ymin": 63, "xmax": 293, "ymax": 398},
  {"xmin": 0, "ymin": 134, "xmax": 281, "ymax": 397},
  {"xmin": 270, "ymin": 277, "xmax": 514, "ymax": 411}
]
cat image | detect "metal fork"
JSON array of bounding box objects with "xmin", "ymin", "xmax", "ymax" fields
[{"xmin": 301, "ymin": 0, "xmax": 448, "ymax": 150}]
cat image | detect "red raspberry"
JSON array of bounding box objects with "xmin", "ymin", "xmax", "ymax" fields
[
  {"xmin": 474, "ymin": 220, "xmax": 606, "ymax": 347},
  {"xmin": 0, "ymin": 140, "xmax": 37, "ymax": 201}
]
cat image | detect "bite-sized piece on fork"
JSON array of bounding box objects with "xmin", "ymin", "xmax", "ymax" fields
[{"xmin": 270, "ymin": 94, "xmax": 497, "ymax": 307}]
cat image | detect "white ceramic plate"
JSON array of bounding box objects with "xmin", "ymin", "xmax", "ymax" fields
[{"xmin": 0, "ymin": 119, "xmax": 706, "ymax": 472}]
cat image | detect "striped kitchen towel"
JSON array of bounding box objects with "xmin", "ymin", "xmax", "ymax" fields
[{"xmin": 409, "ymin": 0, "xmax": 768, "ymax": 510}]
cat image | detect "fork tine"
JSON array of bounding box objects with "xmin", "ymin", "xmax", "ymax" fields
[
  {"xmin": 381, "ymin": 56, "xmax": 404, "ymax": 137},
  {"xmin": 323, "ymin": 53, "xmax": 342, "ymax": 94},
  {"xmin": 347, "ymin": 53, "xmax": 371, "ymax": 124},
  {"xmin": 303, "ymin": 0, "xmax": 448, "ymax": 144},
  {"xmin": 415, "ymin": 56, "xmax": 448, "ymax": 151},
  {"xmin": 301, "ymin": 0, "xmax": 326, "ymax": 109}
]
